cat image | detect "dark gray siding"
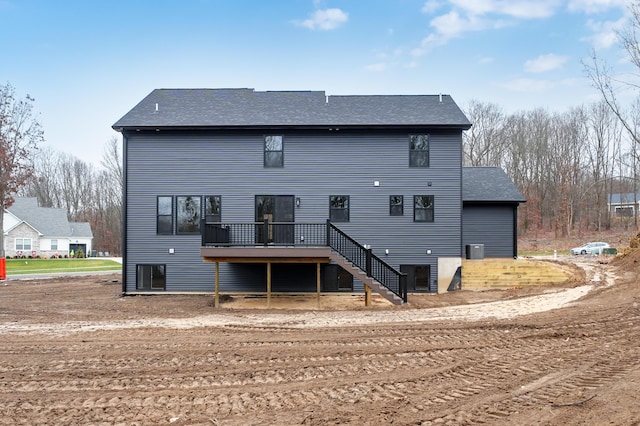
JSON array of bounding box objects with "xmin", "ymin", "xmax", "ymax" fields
[
  {"xmin": 124, "ymin": 129, "xmax": 463, "ymax": 292},
  {"xmin": 462, "ymin": 204, "xmax": 516, "ymax": 258}
]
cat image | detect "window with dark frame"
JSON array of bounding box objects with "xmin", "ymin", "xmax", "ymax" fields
[
  {"xmin": 414, "ymin": 195, "xmax": 434, "ymax": 222},
  {"xmin": 205, "ymin": 196, "xmax": 221, "ymax": 222},
  {"xmin": 409, "ymin": 134, "xmax": 429, "ymax": 167},
  {"xmin": 157, "ymin": 196, "xmax": 173, "ymax": 235},
  {"xmin": 176, "ymin": 196, "xmax": 201, "ymax": 234},
  {"xmin": 264, "ymin": 135, "xmax": 283, "ymax": 168},
  {"xmin": 390, "ymin": 195, "xmax": 404, "ymax": 216},
  {"xmin": 330, "ymin": 195, "xmax": 350, "ymax": 222},
  {"xmin": 136, "ymin": 264, "xmax": 166, "ymax": 290}
]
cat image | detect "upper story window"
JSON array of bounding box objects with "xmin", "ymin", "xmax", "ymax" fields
[
  {"xmin": 176, "ymin": 196, "xmax": 201, "ymax": 234},
  {"xmin": 390, "ymin": 195, "xmax": 404, "ymax": 216},
  {"xmin": 205, "ymin": 196, "xmax": 221, "ymax": 222},
  {"xmin": 264, "ymin": 135, "xmax": 283, "ymax": 168},
  {"xmin": 157, "ymin": 196, "xmax": 173, "ymax": 235},
  {"xmin": 414, "ymin": 195, "xmax": 434, "ymax": 222},
  {"xmin": 330, "ymin": 195, "xmax": 350, "ymax": 222},
  {"xmin": 409, "ymin": 134, "xmax": 429, "ymax": 167}
]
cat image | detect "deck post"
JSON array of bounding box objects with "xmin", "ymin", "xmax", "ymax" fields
[
  {"xmin": 214, "ymin": 262, "xmax": 220, "ymax": 308},
  {"xmin": 364, "ymin": 285, "xmax": 372, "ymax": 306},
  {"xmin": 317, "ymin": 262, "xmax": 321, "ymax": 308},
  {"xmin": 267, "ymin": 262, "xmax": 272, "ymax": 308}
]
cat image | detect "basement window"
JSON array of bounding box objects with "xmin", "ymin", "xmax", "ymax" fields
[{"xmin": 136, "ymin": 264, "xmax": 166, "ymax": 290}]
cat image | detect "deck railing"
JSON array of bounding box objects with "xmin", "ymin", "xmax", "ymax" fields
[{"xmin": 201, "ymin": 219, "xmax": 407, "ymax": 302}]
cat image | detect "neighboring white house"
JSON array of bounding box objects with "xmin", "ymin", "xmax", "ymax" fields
[
  {"xmin": 608, "ymin": 192, "xmax": 640, "ymax": 219},
  {"xmin": 3, "ymin": 198, "xmax": 93, "ymax": 258}
]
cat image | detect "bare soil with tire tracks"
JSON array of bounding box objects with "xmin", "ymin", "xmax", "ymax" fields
[{"xmin": 0, "ymin": 253, "xmax": 639, "ymax": 425}]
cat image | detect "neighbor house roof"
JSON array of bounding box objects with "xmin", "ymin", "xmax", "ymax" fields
[
  {"xmin": 112, "ymin": 88, "xmax": 472, "ymax": 130},
  {"xmin": 608, "ymin": 192, "xmax": 640, "ymax": 205},
  {"xmin": 463, "ymin": 167, "xmax": 526, "ymax": 203},
  {"xmin": 70, "ymin": 222, "xmax": 93, "ymax": 239},
  {"xmin": 5, "ymin": 198, "xmax": 93, "ymax": 239}
]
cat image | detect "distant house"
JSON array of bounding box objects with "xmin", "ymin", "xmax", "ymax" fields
[
  {"xmin": 113, "ymin": 88, "xmax": 524, "ymax": 303},
  {"xmin": 3, "ymin": 198, "xmax": 93, "ymax": 258},
  {"xmin": 608, "ymin": 192, "xmax": 640, "ymax": 219}
]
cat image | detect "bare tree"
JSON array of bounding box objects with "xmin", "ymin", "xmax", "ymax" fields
[
  {"xmin": 462, "ymin": 100, "xmax": 507, "ymax": 167},
  {"xmin": 0, "ymin": 83, "xmax": 44, "ymax": 258},
  {"xmin": 584, "ymin": 1, "xmax": 640, "ymax": 149}
]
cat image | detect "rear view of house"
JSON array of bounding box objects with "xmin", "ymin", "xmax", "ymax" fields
[{"xmin": 113, "ymin": 89, "xmax": 523, "ymax": 302}]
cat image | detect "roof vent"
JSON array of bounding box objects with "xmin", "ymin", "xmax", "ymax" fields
[
  {"xmin": 439, "ymin": 93, "xmax": 442, "ymax": 103},
  {"xmin": 155, "ymin": 102, "xmax": 159, "ymax": 112}
]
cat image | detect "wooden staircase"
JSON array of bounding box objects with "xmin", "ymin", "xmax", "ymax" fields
[
  {"xmin": 329, "ymin": 252, "xmax": 405, "ymax": 305},
  {"xmin": 462, "ymin": 258, "xmax": 572, "ymax": 290}
]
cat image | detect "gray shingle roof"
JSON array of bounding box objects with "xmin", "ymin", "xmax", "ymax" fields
[
  {"xmin": 608, "ymin": 192, "xmax": 640, "ymax": 204},
  {"xmin": 463, "ymin": 167, "xmax": 526, "ymax": 203},
  {"xmin": 7, "ymin": 198, "xmax": 93, "ymax": 239},
  {"xmin": 7, "ymin": 198, "xmax": 71, "ymax": 236},
  {"xmin": 70, "ymin": 222, "xmax": 93, "ymax": 238},
  {"xmin": 113, "ymin": 88, "xmax": 471, "ymax": 129}
]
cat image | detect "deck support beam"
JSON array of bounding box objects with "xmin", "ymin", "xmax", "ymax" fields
[
  {"xmin": 267, "ymin": 262, "xmax": 272, "ymax": 309},
  {"xmin": 364, "ymin": 285, "xmax": 372, "ymax": 307},
  {"xmin": 317, "ymin": 262, "xmax": 321, "ymax": 308},
  {"xmin": 214, "ymin": 262, "xmax": 220, "ymax": 308}
]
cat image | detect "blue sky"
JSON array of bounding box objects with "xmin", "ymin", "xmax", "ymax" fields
[{"xmin": 0, "ymin": 0, "xmax": 632, "ymax": 165}]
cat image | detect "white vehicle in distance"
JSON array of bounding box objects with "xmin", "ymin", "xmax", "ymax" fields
[{"xmin": 570, "ymin": 242, "xmax": 609, "ymax": 255}]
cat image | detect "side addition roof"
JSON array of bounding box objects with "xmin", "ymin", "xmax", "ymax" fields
[
  {"xmin": 463, "ymin": 167, "xmax": 526, "ymax": 203},
  {"xmin": 112, "ymin": 88, "xmax": 472, "ymax": 130},
  {"xmin": 70, "ymin": 222, "xmax": 93, "ymax": 239}
]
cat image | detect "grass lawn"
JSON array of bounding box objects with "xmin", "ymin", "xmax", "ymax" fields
[{"xmin": 6, "ymin": 258, "xmax": 122, "ymax": 275}]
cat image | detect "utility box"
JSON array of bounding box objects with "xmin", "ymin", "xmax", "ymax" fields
[
  {"xmin": 466, "ymin": 244, "xmax": 484, "ymax": 260},
  {"xmin": 602, "ymin": 247, "xmax": 617, "ymax": 255}
]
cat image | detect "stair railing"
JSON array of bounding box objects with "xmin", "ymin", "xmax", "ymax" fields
[{"xmin": 326, "ymin": 220, "xmax": 407, "ymax": 303}]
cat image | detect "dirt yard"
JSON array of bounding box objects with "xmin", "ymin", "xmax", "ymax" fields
[{"xmin": 0, "ymin": 253, "xmax": 639, "ymax": 425}]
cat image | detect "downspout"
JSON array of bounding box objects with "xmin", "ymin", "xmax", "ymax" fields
[
  {"xmin": 513, "ymin": 204, "xmax": 519, "ymax": 258},
  {"xmin": 121, "ymin": 132, "xmax": 128, "ymax": 295}
]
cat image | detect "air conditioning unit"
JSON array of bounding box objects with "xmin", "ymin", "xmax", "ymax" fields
[{"xmin": 466, "ymin": 244, "xmax": 484, "ymax": 260}]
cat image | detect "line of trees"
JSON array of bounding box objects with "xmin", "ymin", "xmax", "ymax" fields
[
  {"xmin": 463, "ymin": 100, "xmax": 634, "ymax": 238},
  {"xmin": 18, "ymin": 137, "xmax": 123, "ymax": 255}
]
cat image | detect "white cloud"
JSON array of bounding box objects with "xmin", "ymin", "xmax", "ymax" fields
[
  {"xmin": 568, "ymin": 0, "xmax": 628, "ymax": 14},
  {"xmin": 524, "ymin": 53, "xmax": 569, "ymax": 73},
  {"xmin": 449, "ymin": 0, "xmax": 559, "ymax": 19},
  {"xmin": 413, "ymin": 1, "xmax": 558, "ymax": 56},
  {"xmin": 412, "ymin": 10, "xmax": 510, "ymax": 56},
  {"xmin": 365, "ymin": 63, "xmax": 387, "ymax": 72},
  {"xmin": 294, "ymin": 8, "xmax": 348, "ymax": 31},
  {"xmin": 422, "ymin": 0, "xmax": 442, "ymax": 14},
  {"xmin": 585, "ymin": 16, "xmax": 626, "ymax": 49},
  {"xmin": 479, "ymin": 56, "xmax": 494, "ymax": 64}
]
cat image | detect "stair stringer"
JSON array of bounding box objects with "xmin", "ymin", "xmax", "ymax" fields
[{"xmin": 329, "ymin": 252, "xmax": 404, "ymax": 305}]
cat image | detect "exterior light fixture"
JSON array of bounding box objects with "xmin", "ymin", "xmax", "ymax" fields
[{"xmin": 295, "ymin": 197, "xmax": 301, "ymax": 207}]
